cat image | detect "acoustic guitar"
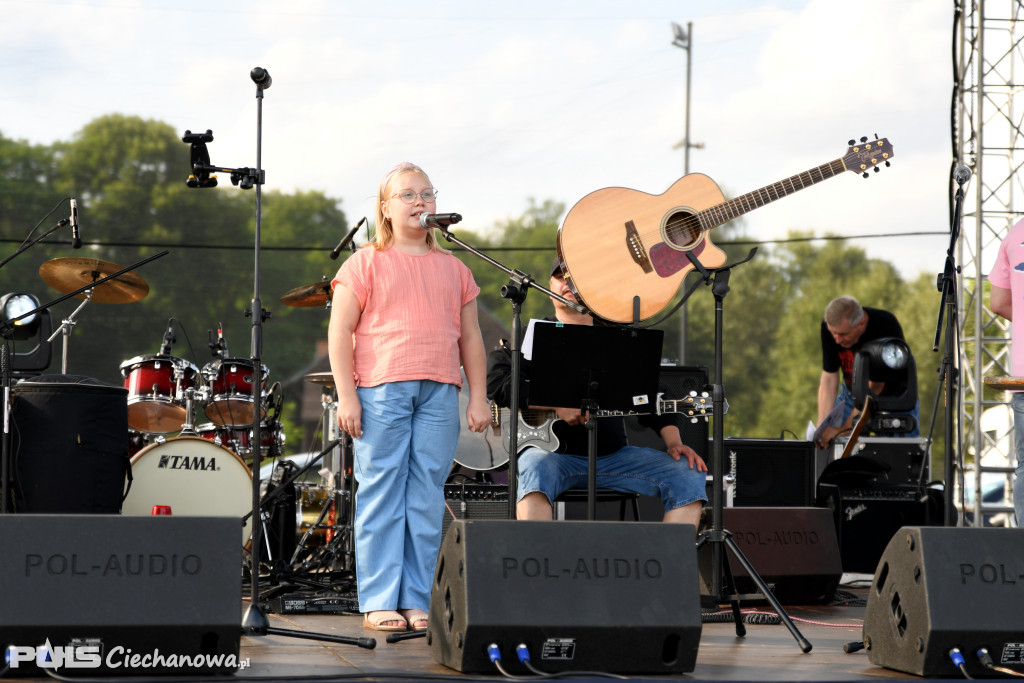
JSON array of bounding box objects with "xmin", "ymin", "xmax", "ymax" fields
[{"xmin": 556, "ymin": 137, "xmax": 894, "ymax": 322}]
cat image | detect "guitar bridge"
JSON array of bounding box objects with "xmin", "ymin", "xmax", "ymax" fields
[{"xmin": 625, "ymin": 220, "xmax": 653, "ymax": 273}]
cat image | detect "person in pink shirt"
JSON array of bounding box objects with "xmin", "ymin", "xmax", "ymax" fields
[
  {"xmin": 328, "ymin": 162, "xmax": 490, "ymax": 632},
  {"xmin": 988, "ymin": 218, "xmax": 1024, "ymax": 528}
]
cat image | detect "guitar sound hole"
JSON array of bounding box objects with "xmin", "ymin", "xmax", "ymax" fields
[
  {"xmin": 664, "ymin": 211, "xmax": 701, "ymax": 250},
  {"xmin": 521, "ymin": 411, "xmax": 548, "ymax": 427}
]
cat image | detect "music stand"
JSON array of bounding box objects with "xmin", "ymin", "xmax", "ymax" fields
[{"xmin": 529, "ymin": 323, "xmax": 663, "ymax": 519}]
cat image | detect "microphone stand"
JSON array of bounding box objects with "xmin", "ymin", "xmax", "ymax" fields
[
  {"xmin": 188, "ymin": 68, "xmax": 373, "ymax": 651},
  {"xmin": 431, "ymin": 222, "xmax": 584, "ymax": 516},
  {"xmin": 687, "ymin": 248, "xmax": 812, "ymax": 654},
  {"xmin": 931, "ymin": 168, "xmax": 968, "ymax": 527}
]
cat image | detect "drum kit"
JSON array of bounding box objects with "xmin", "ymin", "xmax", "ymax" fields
[{"xmin": 29, "ymin": 256, "xmax": 357, "ymax": 578}]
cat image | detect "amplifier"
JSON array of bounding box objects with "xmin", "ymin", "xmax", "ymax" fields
[
  {"xmin": 718, "ymin": 438, "xmax": 816, "ymax": 507},
  {"xmin": 442, "ymin": 483, "xmax": 510, "ymax": 539},
  {"xmin": 818, "ymin": 483, "xmax": 942, "ymax": 574},
  {"xmin": 831, "ymin": 437, "xmax": 929, "ymax": 485}
]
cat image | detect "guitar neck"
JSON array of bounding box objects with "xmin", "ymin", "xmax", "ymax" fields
[{"xmin": 699, "ymin": 158, "xmax": 847, "ymax": 231}]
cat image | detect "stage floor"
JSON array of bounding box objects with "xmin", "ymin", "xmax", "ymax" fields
[{"xmin": 229, "ymin": 579, "xmax": 922, "ymax": 682}]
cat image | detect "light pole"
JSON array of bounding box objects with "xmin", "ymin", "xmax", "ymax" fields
[
  {"xmin": 671, "ymin": 21, "xmax": 699, "ymax": 365},
  {"xmin": 671, "ymin": 21, "xmax": 694, "ymax": 175}
]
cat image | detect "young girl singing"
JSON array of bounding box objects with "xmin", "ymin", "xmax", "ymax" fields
[{"xmin": 328, "ymin": 162, "xmax": 490, "ymax": 632}]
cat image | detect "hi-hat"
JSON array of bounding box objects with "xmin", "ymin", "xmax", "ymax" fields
[
  {"xmin": 281, "ymin": 281, "xmax": 331, "ymax": 308},
  {"xmin": 304, "ymin": 372, "xmax": 335, "ymax": 388},
  {"xmin": 39, "ymin": 257, "xmax": 150, "ymax": 304}
]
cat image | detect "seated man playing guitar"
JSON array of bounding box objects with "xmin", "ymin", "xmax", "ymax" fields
[{"xmin": 485, "ymin": 257, "xmax": 707, "ymax": 526}]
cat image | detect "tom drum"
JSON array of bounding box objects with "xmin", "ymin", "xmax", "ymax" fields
[
  {"xmin": 203, "ymin": 358, "xmax": 268, "ymax": 427},
  {"xmin": 120, "ymin": 355, "xmax": 199, "ymax": 434}
]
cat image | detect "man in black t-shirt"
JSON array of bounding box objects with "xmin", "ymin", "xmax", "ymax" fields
[{"xmin": 815, "ymin": 295, "xmax": 919, "ymax": 448}]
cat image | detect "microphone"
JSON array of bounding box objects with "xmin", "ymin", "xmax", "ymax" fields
[
  {"xmin": 330, "ymin": 217, "xmax": 367, "ymax": 260},
  {"xmin": 159, "ymin": 318, "xmax": 175, "ymax": 356},
  {"xmin": 419, "ymin": 212, "xmax": 462, "ymax": 229},
  {"xmin": 217, "ymin": 324, "xmax": 228, "ymax": 358},
  {"xmin": 955, "ymin": 165, "xmax": 972, "ymax": 186},
  {"xmin": 250, "ymin": 67, "xmax": 272, "ymax": 89},
  {"xmin": 69, "ymin": 199, "xmax": 82, "ymax": 249}
]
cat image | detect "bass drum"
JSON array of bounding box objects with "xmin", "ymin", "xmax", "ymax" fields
[{"xmin": 122, "ymin": 437, "xmax": 252, "ymax": 546}]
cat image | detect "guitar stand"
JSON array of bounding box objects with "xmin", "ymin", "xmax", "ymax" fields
[{"xmin": 688, "ymin": 249, "xmax": 812, "ymax": 653}]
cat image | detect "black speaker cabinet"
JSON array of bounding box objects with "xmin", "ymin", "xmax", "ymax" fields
[
  {"xmin": 720, "ymin": 438, "xmax": 815, "ymax": 507},
  {"xmin": 625, "ymin": 365, "xmax": 708, "ymax": 458},
  {"xmin": 11, "ymin": 375, "xmax": 129, "ymax": 513},
  {"xmin": 863, "ymin": 527, "xmax": 1024, "ymax": 678},
  {"xmin": 428, "ymin": 520, "xmax": 702, "ymax": 674},
  {"xmin": 818, "ymin": 483, "xmax": 941, "ymax": 574},
  {"xmin": 0, "ymin": 515, "xmax": 241, "ymax": 676},
  {"xmin": 698, "ymin": 507, "xmax": 842, "ymax": 605}
]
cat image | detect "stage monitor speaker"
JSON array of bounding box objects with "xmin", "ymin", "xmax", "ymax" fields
[
  {"xmin": 698, "ymin": 507, "xmax": 841, "ymax": 605},
  {"xmin": 428, "ymin": 520, "xmax": 701, "ymax": 675},
  {"xmin": 625, "ymin": 365, "xmax": 708, "ymax": 459},
  {"xmin": 0, "ymin": 515, "xmax": 242, "ymax": 676},
  {"xmin": 441, "ymin": 483, "xmax": 509, "ymax": 540},
  {"xmin": 863, "ymin": 527, "xmax": 1024, "ymax": 678},
  {"xmin": 720, "ymin": 438, "xmax": 815, "ymax": 507},
  {"xmin": 818, "ymin": 483, "xmax": 941, "ymax": 574}
]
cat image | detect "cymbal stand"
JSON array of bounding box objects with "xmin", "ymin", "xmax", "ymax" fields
[
  {"xmin": 46, "ymin": 287, "xmax": 94, "ymax": 374},
  {"xmin": 688, "ymin": 250, "xmax": 811, "ymax": 653}
]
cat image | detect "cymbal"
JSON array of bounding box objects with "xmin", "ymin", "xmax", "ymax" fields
[
  {"xmin": 984, "ymin": 375, "xmax": 1024, "ymax": 390},
  {"xmin": 39, "ymin": 257, "xmax": 149, "ymax": 304},
  {"xmin": 304, "ymin": 372, "xmax": 335, "ymax": 388},
  {"xmin": 281, "ymin": 280, "xmax": 331, "ymax": 307}
]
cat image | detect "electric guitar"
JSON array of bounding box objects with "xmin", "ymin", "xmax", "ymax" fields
[
  {"xmin": 556, "ymin": 137, "xmax": 894, "ymax": 322},
  {"xmin": 489, "ymin": 393, "xmax": 717, "ymax": 462}
]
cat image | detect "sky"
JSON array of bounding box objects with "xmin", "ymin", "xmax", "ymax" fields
[{"xmin": 0, "ymin": 0, "xmax": 954, "ymax": 282}]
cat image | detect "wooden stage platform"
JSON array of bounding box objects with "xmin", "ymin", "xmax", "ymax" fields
[{"xmin": 231, "ymin": 580, "xmax": 922, "ymax": 682}]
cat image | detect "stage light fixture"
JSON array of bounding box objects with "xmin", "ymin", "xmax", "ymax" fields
[
  {"xmin": 851, "ymin": 337, "xmax": 917, "ymax": 434},
  {"xmin": 0, "ymin": 292, "xmax": 52, "ymax": 373}
]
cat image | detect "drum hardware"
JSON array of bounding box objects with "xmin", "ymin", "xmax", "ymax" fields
[{"xmin": 248, "ymin": 438, "xmax": 345, "ymax": 574}]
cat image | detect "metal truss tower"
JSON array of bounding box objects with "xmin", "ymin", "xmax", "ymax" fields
[{"xmin": 956, "ymin": 0, "xmax": 1021, "ymax": 526}]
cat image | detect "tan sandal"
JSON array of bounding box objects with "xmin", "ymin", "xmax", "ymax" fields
[
  {"xmin": 399, "ymin": 608, "xmax": 428, "ymax": 631},
  {"xmin": 362, "ymin": 610, "xmax": 407, "ymax": 632}
]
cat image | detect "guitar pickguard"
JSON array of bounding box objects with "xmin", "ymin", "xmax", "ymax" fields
[{"xmin": 649, "ymin": 240, "xmax": 706, "ymax": 277}]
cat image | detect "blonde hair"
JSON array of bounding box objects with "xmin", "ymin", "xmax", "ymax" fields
[{"xmin": 374, "ymin": 162, "xmax": 444, "ymax": 252}]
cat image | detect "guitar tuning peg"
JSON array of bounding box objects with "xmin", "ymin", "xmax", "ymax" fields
[
  {"xmin": 862, "ymin": 172, "xmax": 870, "ymax": 179},
  {"xmin": 690, "ymin": 417, "xmax": 699, "ymax": 424},
  {"xmin": 848, "ymin": 139, "xmax": 856, "ymax": 146},
  {"xmin": 874, "ymin": 133, "xmax": 880, "ymax": 139},
  {"xmin": 860, "ymin": 136, "xmax": 868, "ymax": 143},
  {"xmin": 885, "ymin": 161, "xmax": 891, "ymax": 167},
  {"xmin": 873, "ymin": 166, "xmax": 880, "ymax": 173}
]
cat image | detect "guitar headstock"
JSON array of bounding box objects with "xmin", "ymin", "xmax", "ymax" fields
[{"xmin": 843, "ymin": 136, "xmax": 893, "ymax": 178}]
